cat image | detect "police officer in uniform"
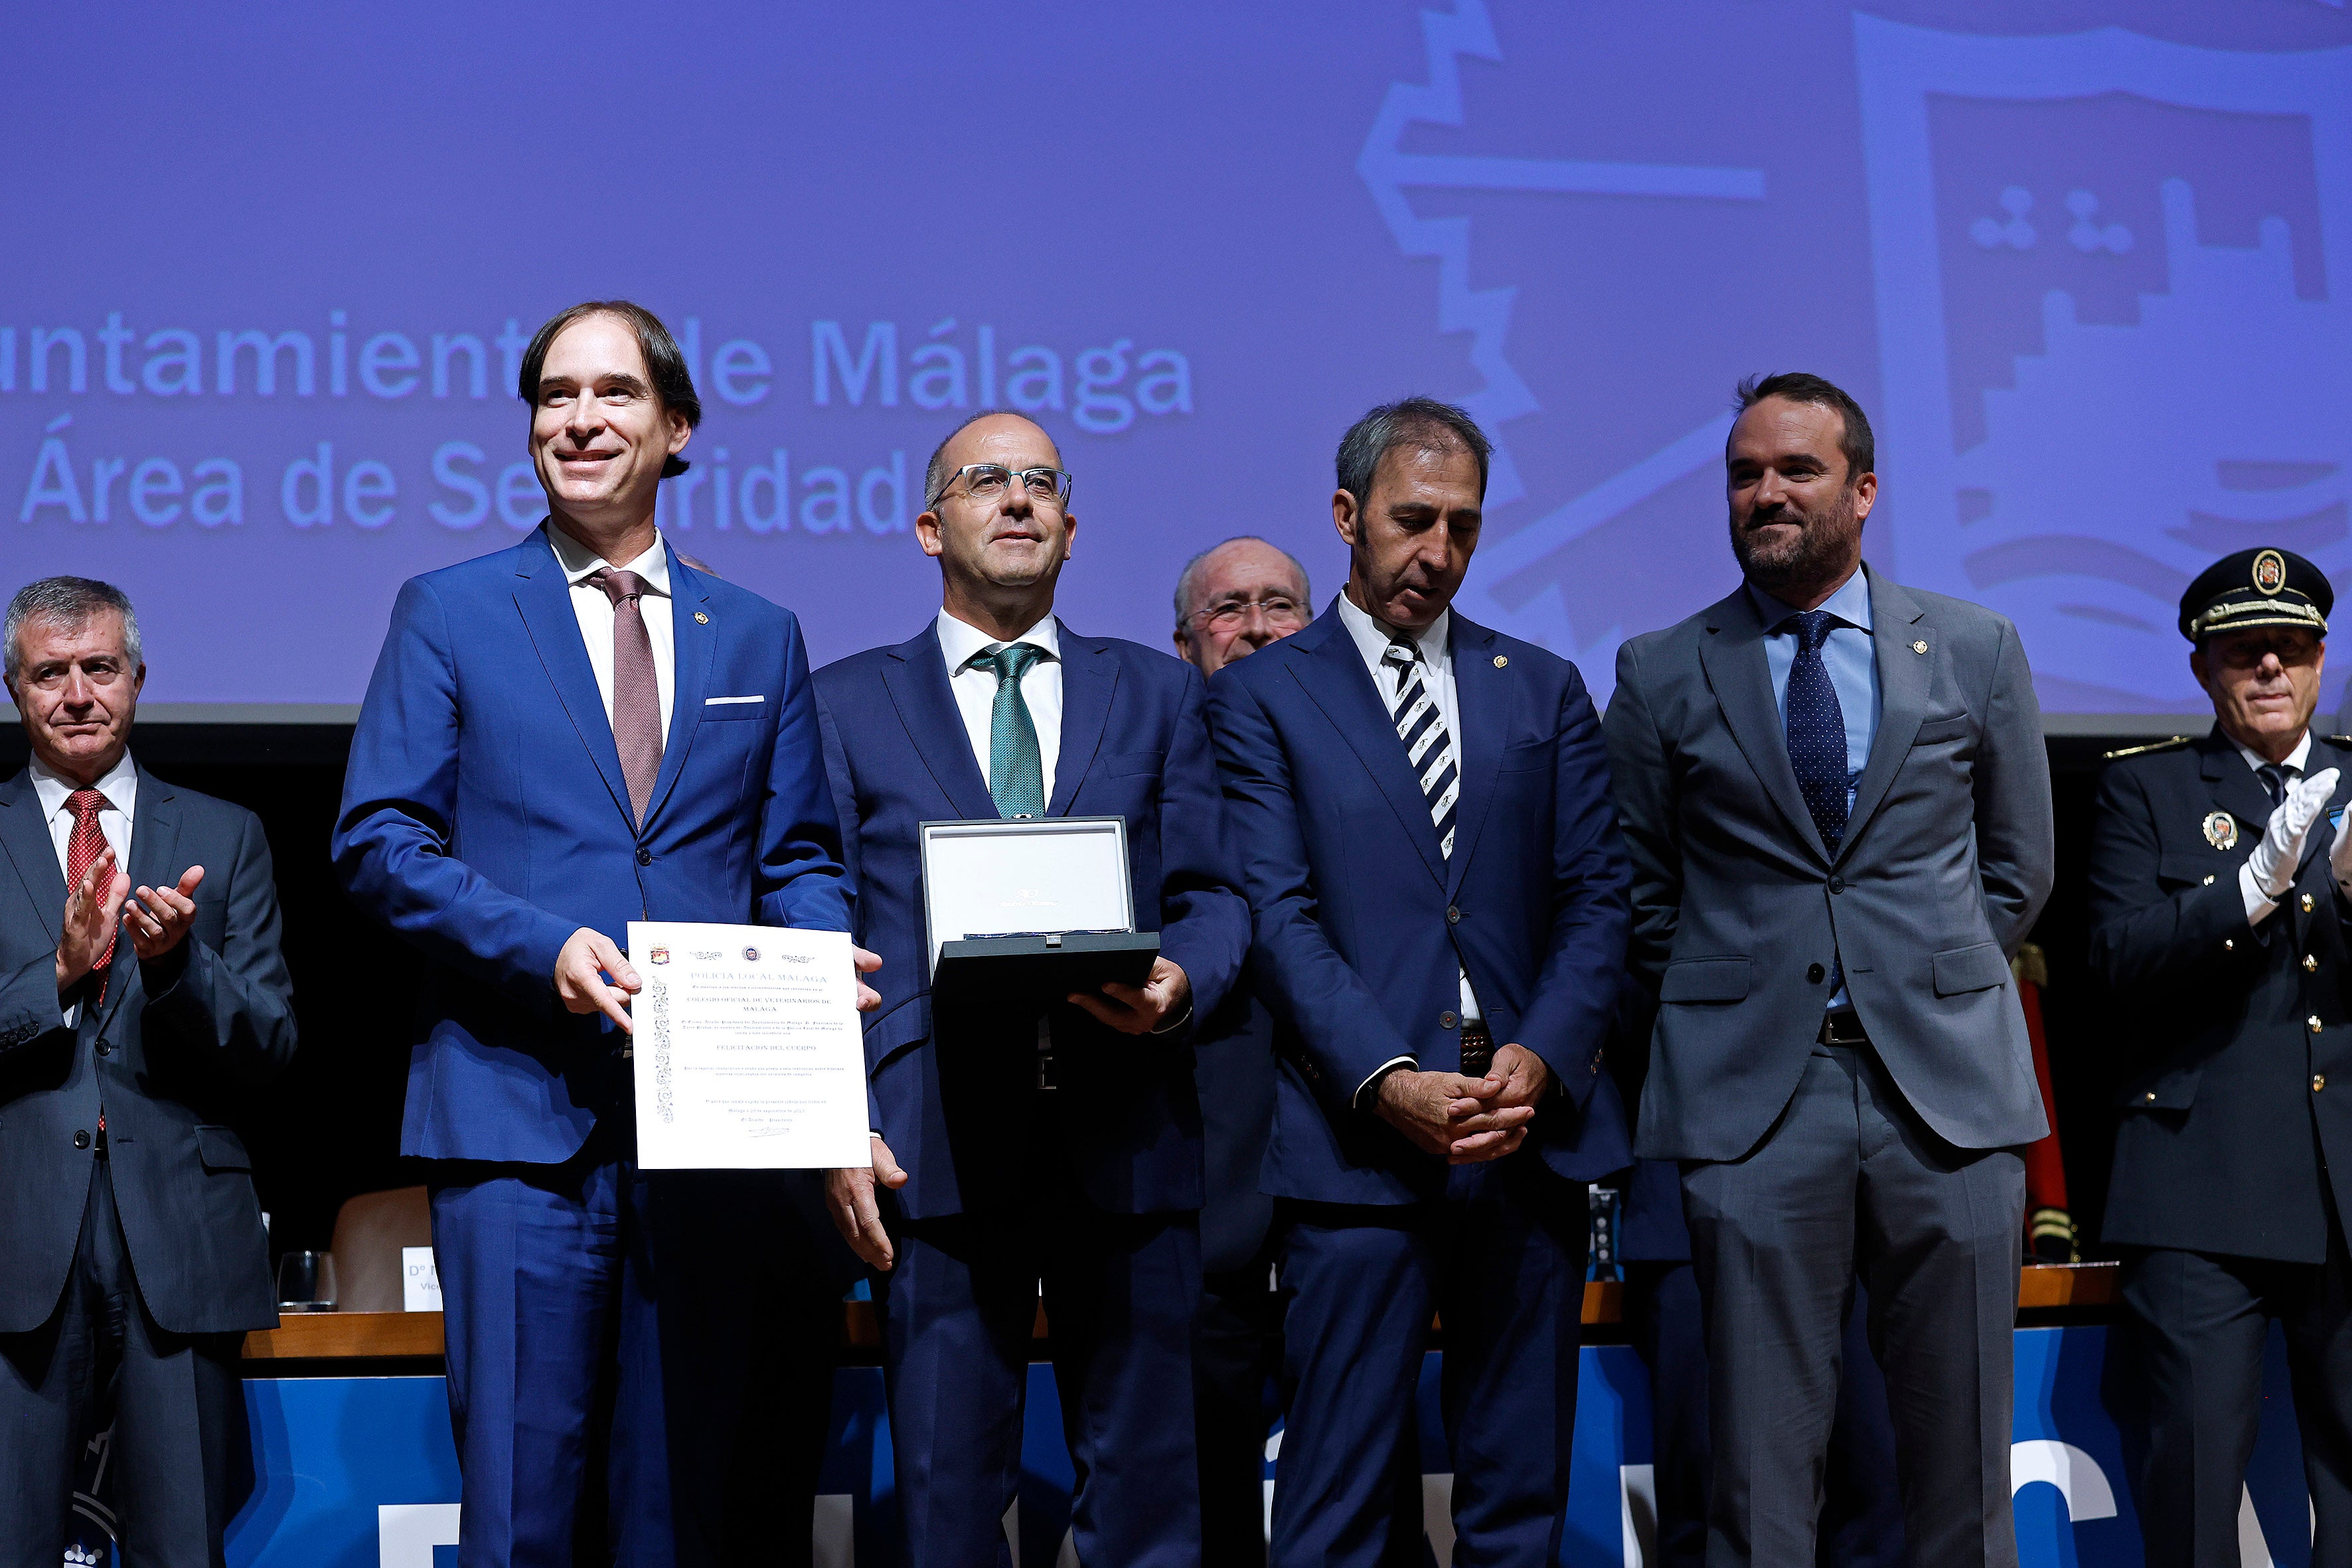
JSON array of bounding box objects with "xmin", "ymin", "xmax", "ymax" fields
[{"xmin": 2087, "ymin": 546, "xmax": 2352, "ymax": 1567}]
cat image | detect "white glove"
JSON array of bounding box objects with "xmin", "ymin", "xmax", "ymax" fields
[{"xmin": 2246, "ymin": 767, "xmax": 2339, "ymax": 906}]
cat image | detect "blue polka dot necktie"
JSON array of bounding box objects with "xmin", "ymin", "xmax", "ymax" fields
[
  {"xmin": 1783, "ymin": 610, "xmax": 1850, "ymax": 856},
  {"xmin": 973, "ymin": 643, "xmax": 1050, "ymax": 819}
]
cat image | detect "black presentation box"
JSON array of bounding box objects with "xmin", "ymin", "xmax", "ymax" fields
[{"xmin": 931, "ymin": 930, "xmax": 1161, "ymax": 1012}]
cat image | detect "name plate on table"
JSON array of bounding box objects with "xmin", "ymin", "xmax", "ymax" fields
[
  {"xmin": 919, "ymin": 817, "xmax": 1159, "ymax": 1008},
  {"xmin": 627, "ymin": 921, "xmax": 870, "ymax": 1169}
]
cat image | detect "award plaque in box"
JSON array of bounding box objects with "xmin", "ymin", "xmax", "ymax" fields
[{"xmin": 919, "ymin": 816, "xmax": 1159, "ymax": 1010}]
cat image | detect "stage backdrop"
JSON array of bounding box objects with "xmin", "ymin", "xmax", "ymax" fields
[{"xmin": 5, "ymin": 2, "xmax": 2349, "ymax": 720}]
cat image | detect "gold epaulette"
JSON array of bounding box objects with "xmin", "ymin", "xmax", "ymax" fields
[{"xmin": 2100, "ymin": 735, "xmax": 2191, "ymax": 761}]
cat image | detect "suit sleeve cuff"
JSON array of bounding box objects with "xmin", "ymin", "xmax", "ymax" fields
[{"xmin": 1353, "ymin": 1055, "xmax": 1417, "ymax": 1112}]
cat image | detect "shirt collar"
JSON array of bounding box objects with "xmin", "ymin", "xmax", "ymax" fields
[
  {"xmin": 1336, "ymin": 590, "xmax": 1450, "ymax": 668},
  {"xmin": 546, "ymin": 520, "xmax": 671, "ymax": 597},
  {"xmin": 1749, "ymin": 566, "xmax": 1875, "ymax": 635},
  {"xmin": 937, "ymin": 608, "xmax": 1059, "ymax": 674},
  {"xmin": 30, "ymin": 748, "xmax": 138, "ymax": 821},
  {"xmin": 2233, "ymin": 730, "xmax": 2314, "ymax": 777}
]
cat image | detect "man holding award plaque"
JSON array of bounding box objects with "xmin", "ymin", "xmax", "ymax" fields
[
  {"xmin": 1208, "ymin": 398, "xmax": 1632, "ymax": 1568},
  {"xmin": 815, "ymin": 410, "xmax": 1248, "ymax": 1567}
]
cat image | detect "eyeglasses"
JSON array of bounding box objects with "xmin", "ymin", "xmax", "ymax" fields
[
  {"xmin": 1185, "ymin": 595, "xmax": 1308, "ymax": 632},
  {"xmin": 2208, "ymin": 632, "xmax": 2321, "ymax": 671},
  {"xmin": 929, "ymin": 464, "xmax": 1073, "ymax": 510}
]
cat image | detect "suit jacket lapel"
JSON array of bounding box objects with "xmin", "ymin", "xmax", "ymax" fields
[
  {"xmin": 1839, "ymin": 567, "xmax": 1928, "ymax": 862},
  {"xmin": 1445, "ymin": 615, "xmax": 1504, "ymax": 894},
  {"xmin": 96, "ymin": 765, "xmax": 181, "ymax": 1034},
  {"xmin": 1289, "ymin": 608, "xmax": 1447, "ymax": 888},
  {"xmin": 0, "ymin": 769, "xmax": 65, "ymax": 946},
  {"xmin": 637, "ymin": 544, "xmax": 714, "ymax": 831},
  {"xmin": 513, "ymin": 530, "xmax": 635, "ymax": 829},
  {"xmin": 880, "ymin": 624, "xmax": 1000, "ymax": 821},
  {"xmin": 1046, "ymin": 627, "xmax": 1116, "ymax": 818},
  {"xmin": 1697, "ymin": 588, "xmax": 1829, "ymax": 863}
]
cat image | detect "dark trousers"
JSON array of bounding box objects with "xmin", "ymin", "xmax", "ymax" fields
[
  {"xmin": 430, "ymin": 1151, "xmax": 675, "ymax": 1568},
  {"xmin": 2112, "ymin": 1225, "xmax": 2352, "ymax": 1568},
  {"xmin": 1196, "ymin": 1247, "xmax": 1281, "ymax": 1563},
  {"xmin": 1624, "ymin": 1261, "xmax": 1905, "ymax": 1568},
  {"xmin": 1682, "ymin": 1044, "xmax": 2024, "ymax": 1568},
  {"xmin": 1271, "ymin": 1163, "xmax": 1587, "ymax": 1568},
  {"xmin": 879, "ymin": 1180, "xmax": 1203, "ymax": 1567},
  {"xmin": 0, "ymin": 1160, "xmax": 244, "ymax": 1568}
]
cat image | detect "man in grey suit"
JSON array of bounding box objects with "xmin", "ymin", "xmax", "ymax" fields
[
  {"xmin": 0, "ymin": 576, "xmax": 297, "ymax": 1566},
  {"xmin": 1603, "ymin": 374, "xmax": 2053, "ymax": 1568}
]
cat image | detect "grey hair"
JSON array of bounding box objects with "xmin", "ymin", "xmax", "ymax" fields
[
  {"xmin": 5, "ymin": 577, "xmax": 141, "ymax": 678},
  {"xmin": 1174, "ymin": 537, "xmax": 1312, "ymax": 632},
  {"xmin": 1334, "ymin": 396, "xmax": 1492, "ymax": 513},
  {"xmin": 923, "ymin": 408, "xmax": 1059, "ymax": 509}
]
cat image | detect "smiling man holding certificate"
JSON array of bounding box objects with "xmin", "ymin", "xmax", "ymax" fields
[{"xmin": 814, "ymin": 410, "xmax": 1249, "ymax": 1568}]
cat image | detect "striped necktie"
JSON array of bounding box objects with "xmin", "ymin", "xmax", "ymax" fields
[{"xmin": 1381, "ymin": 636, "xmax": 1458, "ymax": 857}]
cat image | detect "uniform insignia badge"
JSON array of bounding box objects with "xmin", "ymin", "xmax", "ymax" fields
[
  {"xmin": 2253, "ymin": 548, "xmax": 2288, "ymax": 595},
  {"xmin": 2203, "ymin": 811, "xmax": 2239, "ymax": 850}
]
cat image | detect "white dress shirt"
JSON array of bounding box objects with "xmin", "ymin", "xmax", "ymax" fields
[
  {"xmin": 545, "ymin": 521, "xmax": 677, "ymax": 740},
  {"xmin": 32, "ymin": 748, "xmax": 137, "ymax": 1026},
  {"xmin": 1336, "ymin": 593, "xmax": 1482, "ymax": 1103},
  {"xmin": 2236, "ymin": 729, "xmax": 2315, "ymax": 925},
  {"xmin": 936, "ymin": 609, "xmax": 1063, "ymax": 807}
]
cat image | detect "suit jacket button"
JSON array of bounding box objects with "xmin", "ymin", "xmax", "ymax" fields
[
  {"xmin": 2304, "ymin": 894, "xmax": 2317, "ymax": 913},
  {"xmin": 636, "ymin": 847, "xmax": 653, "ymax": 866},
  {"xmin": 2203, "ymin": 875, "xmax": 2217, "ymax": 886},
  {"xmin": 72, "ymin": 1129, "xmax": 90, "ymax": 1150},
  {"xmin": 1446, "ymin": 905, "xmax": 1462, "ymax": 925},
  {"xmin": 2144, "ymin": 1091, "xmax": 2157, "ymax": 1103},
  {"xmin": 2224, "ymin": 939, "xmax": 2235, "ymax": 951},
  {"xmin": 94, "ymin": 1039, "xmax": 112, "ymax": 1056},
  {"xmin": 1440, "ymin": 1011, "xmax": 1458, "ymax": 1029},
  {"xmin": 2308, "ymin": 955, "xmax": 2321, "ymax": 973},
  {"xmin": 1807, "ymin": 963, "xmax": 1826, "ymax": 984},
  {"xmin": 2310, "ymin": 1015, "xmax": 2325, "ymax": 1034},
  {"xmin": 2315, "ymin": 1074, "xmax": 2329, "ymax": 1093},
  {"xmin": 1828, "ymin": 876, "xmax": 1846, "ymax": 895}
]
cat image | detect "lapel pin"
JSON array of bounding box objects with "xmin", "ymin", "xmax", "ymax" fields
[
  {"xmin": 1493, "ymin": 655, "xmax": 1508, "ymax": 668},
  {"xmin": 2203, "ymin": 811, "xmax": 2238, "ymax": 850},
  {"xmin": 694, "ymin": 611, "xmax": 710, "ymax": 625},
  {"xmin": 1911, "ymin": 640, "xmax": 1928, "ymax": 655}
]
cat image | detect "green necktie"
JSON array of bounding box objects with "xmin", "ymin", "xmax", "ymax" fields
[{"xmin": 975, "ymin": 642, "xmax": 1050, "ymax": 818}]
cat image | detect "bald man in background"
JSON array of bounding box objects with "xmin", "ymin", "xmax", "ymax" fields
[{"xmin": 1174, "ymin": 537, "xmax": 1311, "ymax": 1560}]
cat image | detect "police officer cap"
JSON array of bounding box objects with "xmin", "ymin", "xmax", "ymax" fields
[{"xmin": 2178, "ymin": 547, "xmax": 2332, "ymax": 644}]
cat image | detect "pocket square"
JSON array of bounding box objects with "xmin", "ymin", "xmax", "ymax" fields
[{"xmin": 705, "ymin": 695, "xmax": 765, "ymax": 706}]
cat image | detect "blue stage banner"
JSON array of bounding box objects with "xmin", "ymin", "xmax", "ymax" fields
[{"xmin": 218, "ymin": 1328, "xmax": 2313, "ymax": 1567}]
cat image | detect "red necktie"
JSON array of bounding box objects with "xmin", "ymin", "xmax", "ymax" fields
[
  {"xmin": 589, "ymin": 568, "xmax": 663, "ymax": 826},
  {"xmin": 66, "ymin": 788, "xmax": 117, "ymax": 992}
]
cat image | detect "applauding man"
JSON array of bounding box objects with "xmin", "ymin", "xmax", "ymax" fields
[{"xmin": 0, "ymin": 577, "xmax": 295, "ymax": 1567}]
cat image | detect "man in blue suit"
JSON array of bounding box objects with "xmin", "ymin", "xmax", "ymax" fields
[
  {"xmin": 335, "ymin": 301, "xmax": 865, "ymax": 1566},
  {"xmin": 1208, "ymin": 398, "xmax": 1632, "ymax": 1568},
  {"xmin": 817, "ymin": 410, "xmax": 1249, "ymax": 1567}
]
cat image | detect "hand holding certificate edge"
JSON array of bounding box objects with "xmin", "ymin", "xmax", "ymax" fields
[{"xmin": 561, "ymin": 929, "xmax": 885, "ymax": 1032}]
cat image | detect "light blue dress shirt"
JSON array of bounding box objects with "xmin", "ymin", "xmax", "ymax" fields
[{"xmin": 1751, "ymin": 568, "xmax": 1880, "ymax": 1010}]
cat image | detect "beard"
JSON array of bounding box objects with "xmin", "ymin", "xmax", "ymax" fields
[{"xmin": 1730, "ymin": 485, "xmax": 1863, "ymax": 597}]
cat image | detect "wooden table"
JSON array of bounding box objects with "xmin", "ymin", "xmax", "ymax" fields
[{"xmin": 243, "ymin": 1263, "xmax": 2118, "ymax": 1362}]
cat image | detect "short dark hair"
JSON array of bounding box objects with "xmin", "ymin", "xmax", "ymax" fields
[
  {"xmin": 5, "ymin": 576, "xmax": 139, "ymax": 678},
  {"xmin": 1733, "ymin": 372, "xmax": 1874, "ymax": 482},
  {"xmin": 518, "ymin": 301, "xmax": 702, "ymax": 479},
  {"xmin": 1334, "ymin": 396, "xmax": 1492, "ymax": 511}
]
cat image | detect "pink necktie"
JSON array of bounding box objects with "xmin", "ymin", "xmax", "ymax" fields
[
  {"xmin": 589, "ymin": 568, "xmax": 663, "ymax": 826},
  {"xmin": 66, "ymin": 789, "xmax": 117, "ymax": 994}
]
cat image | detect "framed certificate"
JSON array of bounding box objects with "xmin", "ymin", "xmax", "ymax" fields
[{"xmin": 919, "ymin": 816, "xmax": 1159, "ymax": 1008}]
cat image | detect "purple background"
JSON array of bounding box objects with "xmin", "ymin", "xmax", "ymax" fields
[{"xmin": 3, "ymin": 1, "xmax": 2347, "ymax": 711}]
